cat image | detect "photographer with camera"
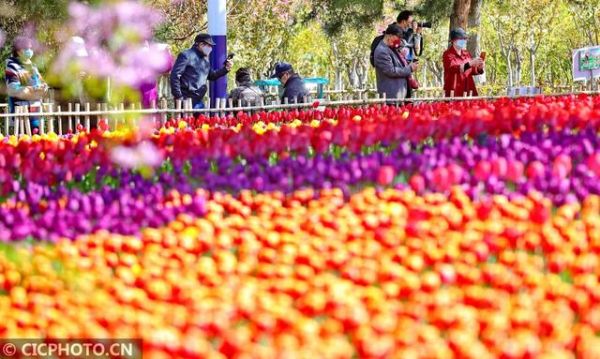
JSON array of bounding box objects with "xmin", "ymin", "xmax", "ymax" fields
[
  {"xmin": 404, "ymin": 20, "xmax": 431, "ymax": 61},
  {"xmin": 370, "ymin": 11, "xmax": 413, "ymax": 67}
]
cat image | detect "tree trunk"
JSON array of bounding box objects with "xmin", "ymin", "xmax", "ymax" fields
[
  {"xmin": 514, "ymin": 47, "xmax": 522, "ymax": 86},
  {"xmin": 504, "ymin": 48, "xmax": 513, "ymax": 87},
  {"xmin": 356, "ymin": 58, "xmax": 369, "ymax": 89},
  {"xmin": 449, "ymin": 0, "xmax": 471, "ymax": 37},
  {"xmin": 467, "ymin": 0, "xmax": 483, "ymax": 84},
  {"xmin": 427, "ymin": 61, "xmax": 443, "ymax": 87},
  {"xmin": 529, "ymin": 49, "xmax": 536, "ymax": 87},
  {"xmin": 347, "ymin": 61, "xmax": 359, "ymax": 89},
  {"xmin": 331, "ymin": 43, "xmax": 344, "ymax": 91},
  {"xmin": 335, "ymin": 68, "xmax": 343, "ymax": 91},
  {"xmin": 467, "ymin": 0, "xmax": 483, "ymax": 56}
]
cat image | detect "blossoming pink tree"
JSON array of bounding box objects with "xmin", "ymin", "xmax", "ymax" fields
[{"xmin": 49, "ymin": 1, "xmax": 172, "ymax": 104}]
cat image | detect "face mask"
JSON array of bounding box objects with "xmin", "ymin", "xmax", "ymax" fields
[
  {"xmin": 390, "ymin": 38, "xmax": 402, "ymax": 49},
  {"xmin": 201, "ymin": 46, "xmax": 212, "ymax": 57},
  {"xmin": 23, "ymin": 48, "xmax": 34, "ymax": 59},
  {"xmin": 455, "ymin": 40, "xmax": 467, "ymax": 50}
]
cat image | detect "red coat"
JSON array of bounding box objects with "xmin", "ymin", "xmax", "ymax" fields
[{"xmin": 443, "ymin": 46, "xmax": 483, "ymax": 97}]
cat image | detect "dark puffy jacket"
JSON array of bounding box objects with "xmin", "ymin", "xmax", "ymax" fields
[
  {"xmin": 170, "ymin": 47, "xmax": 228, "ymax": 100},
  {"xmin": 282, "ymin": 74, "xmax": 309, "ymax": 103}
]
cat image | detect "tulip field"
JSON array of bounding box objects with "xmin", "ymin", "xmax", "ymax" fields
[{"xmin": 1, "ymin": 94, "xmax": 600, "ymax": 358}]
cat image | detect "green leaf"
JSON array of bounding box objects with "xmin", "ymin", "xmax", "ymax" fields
[{"xmin": 559, "ymin": 270, "xmax": 573, "ymax": 284}]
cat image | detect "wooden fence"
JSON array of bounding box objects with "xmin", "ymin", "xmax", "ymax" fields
[{"xmin": 1, "ymin": 88, "xmax": 599, "ymax": 137}]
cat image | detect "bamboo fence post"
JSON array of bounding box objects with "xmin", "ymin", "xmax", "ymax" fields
[
  {"xmin": 84, "ymin": 103, "xmax": 91, "ymax": 132},
  {"xmin": 188, "ymin": 98, "xmax": 194, "ymax": 118},
  {"xmin": 67, "ymin": 103, "xmax": 73, "ymax": 133},
  {"xmin": 160, "ymin": 98, "xmax": 167, "ymax": 127},
  {"xmin": 175, "ymin": 99, "xmax": 182, "ymax": 120},
  {"xmin": 74, "ymin": 103, "xmax": 81, "ymax": 131},
  {"xmin": 14, "ymin": 106, "xmax": 20, "ymax": 137},
  {"xmin": 57, "ymin": 105, "xmax": 63, "ymax": 136},
  {"xmin": 99, "ymin": 103, "xmax": 107, "ymax": 130},
  {"xmin": 96, "ymin": 103, "xmax": 103, "ymax": 131},
  {"xmin": 48, "ymin": 103, "xmax": 55, "ymax": 134},
  {"xmin": 24, "ymin": 106, "xmax": 32, "ymax": 136},
  {"xmin": 119, "ymin": 103, "xmax": 125, "ymax": 127},
  {"xmin": 3, "ymin": 104, "xmax": 8, "ymax": 136},
  {"xmin": 39, "ymin": 103, "xmax": 45, "ymax": 135}
]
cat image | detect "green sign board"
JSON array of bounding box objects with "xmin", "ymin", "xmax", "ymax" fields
[{"xmin": 579, "ymin": 47, "xmax": 600, "ymax": 71}]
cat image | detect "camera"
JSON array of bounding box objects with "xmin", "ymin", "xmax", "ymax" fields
[{"xmin": 417, "ymin": 21, "xmax": 432, "ymax": 29}]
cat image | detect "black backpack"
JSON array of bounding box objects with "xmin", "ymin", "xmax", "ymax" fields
[{"xmin": 370, "ymin": 34, "xmax": 385, "ymax": 67}]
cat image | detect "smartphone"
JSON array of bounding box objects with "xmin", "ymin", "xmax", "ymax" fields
[{"xmin": 480, "ymin": 51, "xmax": 486, "ymax": 61}]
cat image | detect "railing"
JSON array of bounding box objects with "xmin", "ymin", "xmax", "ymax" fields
[{"xmin": 1, "ymin": 88, "xmax": 599, "ymax": 137}]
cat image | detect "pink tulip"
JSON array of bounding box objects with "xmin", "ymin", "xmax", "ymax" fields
[
  {"xmin": 474, "ymin": 160, "xmax": 492, "ymax": 181},
  {"xmin": 553, "ymin": 154, "xmax": 572, "ymax": 173},
  {"xmin": 377, "ymin": 166, "xmax": 395, "ymax": 186},
  {"xmin": 526, "ymin": 161, "xmax": 545, "ymax": 179},
  {"xmin": 506, "ymin": 160, "xmax": 524, "ymax": 182},
  {"xmin": 551, "ymin": 162, "xmax": 569, "ymax": 180},
  {"xmin": 491, "ymin": 157, "xmax": 508, "ymax": 179},
  {"xmin": 588, "ymin": 153, "xmax": 600, "ymax": 177},
  {"xmin": 409, "ymin": 174, "xmax": 425, "ymax": 193},
  {"xmin": 447, "ymin": 163, "xmax": 463, "ymax": 185}
]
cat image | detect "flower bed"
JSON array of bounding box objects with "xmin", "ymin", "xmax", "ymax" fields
[{"xmin": 0, "ymin": 95, "xmax": 599, "ymax": 358}]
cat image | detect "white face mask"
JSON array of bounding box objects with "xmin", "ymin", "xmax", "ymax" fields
[{"xmin": 201, "ymin": 46, "xmax": 212, "ymax": 57}]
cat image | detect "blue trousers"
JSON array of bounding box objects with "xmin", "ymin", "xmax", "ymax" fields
[{"xmin": 191, "ymin": 98, "xmax": 205, "ymax": 110}]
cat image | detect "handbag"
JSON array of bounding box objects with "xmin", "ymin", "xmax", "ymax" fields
[
  {"xmin": 395, "ymin": 48, "xmax": 420, "ymax": 90},
  {"xmin": 408, "ymin": 75, "xmax": 420, "ymax": 90}
]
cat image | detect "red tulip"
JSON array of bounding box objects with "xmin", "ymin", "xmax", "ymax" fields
[
  {"xmin": 474, "ymin": 161, "xmax": 492, "ymax": 181},
  {"xmin": 409, "ymin": 174, "xmax": 425, "ymax": 193},
  {"xmin": 432, "ymin": 167, "xmax": 450, "ymax": 191},
  {"xmin": 526, "ymin": 161, "xmax": 545, "ymax": 179},
  {"xmin": 491, "ymin": 157, "xmax": 508, "ymax": 179},
  {"xmin": 506, "ymin": 160, "xmax": 524, "ymax": 182},
  {"xmin": 447, "ymin": 163, "xmax": 463, "ymax": 184},
  {"xmin": 530, "ymin": 201, "xmax": 550, "ymax": 224},
  {"xmin": 587, "ymin": 153, "xmax": 600, "ymax": 177},
  {"xmin": 377, "ymin": 166, "xmax": 395, "ymax": 186}
]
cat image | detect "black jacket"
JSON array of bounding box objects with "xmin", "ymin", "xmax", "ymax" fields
[
  {"xmin": 170, "ymin": 47, "xmax": 229, "ymax": 100},
  {"xmin": 281, "ymin": 74, "xmax": 308, "ymax": 103}
]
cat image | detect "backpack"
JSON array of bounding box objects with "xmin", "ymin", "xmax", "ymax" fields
[
  {"xmin": 370, "ymin": 34, "xmax": 385, "ymax": 67},
  {"xmin": 231, "ymin": 85, "xmax": 262, "ymax": 106}
]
